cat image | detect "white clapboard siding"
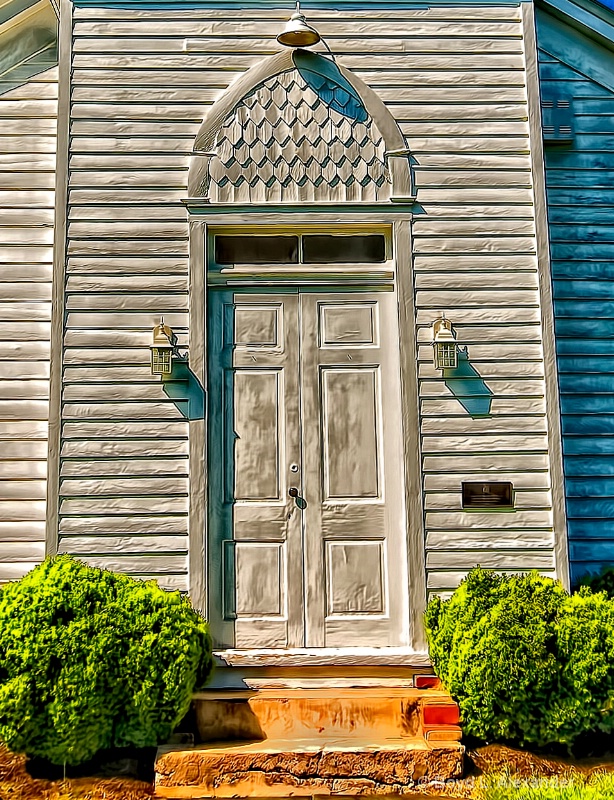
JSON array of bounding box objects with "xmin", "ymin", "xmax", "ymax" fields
[
  {"xmin": 58, "ymin": 515, "xmax": 189, "ymax": 534},
  {"xmin": 59, "ymin": 497, "xmax": 189, "ymax": 515},
  {"xmin": 62, "ymin": 420, "xmax": 188, "ymax": 438},
  {"xmin": 417, "ymin": 323, "xmax": 542, "ymax": 343},
  {"xmin": 419, "ymin": 379, "xmax": 546, "ymax": 398},
  {"xmin": 424, "ymin": 472, "xmax": 551, "ymax": 491},
  {"xmin": 0, "ymin": 461, "xmax": 48, "ymax": 480},
  {"xmin": 426, "ymin": 551, "xmax": 555, "ymax": 570},
  {"xmin": 61, "ymin": 3, "xmax": 556, "ymax": 595},
  {"xmin": 0, "ymin": 67, "xmax": 57, "ymax": 582},
  {"xmin": 60, "ymin": 458, "xmax": 188, "ymax": 477},
  {"xmin": 424, "ymin": 490, "xmax": 552, "ymax": 510},
  {"xmin": 421, "ymin": 397, "xmax": 547, "ymax": 415},
  {"xmin": 61, "ymin": 439, "xmax": 189, "ymax": 458},
  {"xmin": 58, "ymin": 534, "xmax": 188, "ymax": 554},
  {"xmin": 0, "ymin": 480, "xmax": 47, "ymax": 500},
  {"xmin": 426, "ymin": 529, "xmax": 554, "ymax": 549},
  {"xmin": 420, "ymin": 416, "xmax": 548, "ymax": 435},
  {"xmin": 59, "ymin": 477, "xmax": 187, "ymax": 496},
  {"xmin": 418, "ymin": 361, "xmax": 544, "ymax": 379},
  {"xmin": 63, "ymin": 381, "xmax": 186, "ymax": 401},
  {"xmin": 416, "ymin": 271, "xmax": 539, "ymax": 290},
  {"xmin": 61, "ymin": 401, "xmax": 189, "ymax": 421}
]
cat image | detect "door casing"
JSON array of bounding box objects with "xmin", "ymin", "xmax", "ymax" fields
[{"xmin": 186, "ymin": 209, "xmax": 428, "ymax": 659}]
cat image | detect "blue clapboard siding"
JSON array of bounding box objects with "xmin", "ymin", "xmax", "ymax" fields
[{"xmin": 538, "ymin": 6, "xmax": 614, "ymax": 582}]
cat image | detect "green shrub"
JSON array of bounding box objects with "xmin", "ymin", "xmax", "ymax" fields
[
  {"xmin": 425, "ymin": 567, "xmax": 506, "ymax": 680},
  {"xmin": 0, "ymin": 555, "xmax": 213, "ymax": 766},
  {"xmin": 425, "ymin": 569, "xmax": 614, "ymax": 748},
  {"xmin": 555, "ymin": 589, "xmax": 614, "ymax": 739},
  {"xmin": 429, "ymin": 571, "xmax": 570, "ymax": 747},
  {"xmin": 474, "ymin": 771, "xmax": 614, "ymax": 800}
]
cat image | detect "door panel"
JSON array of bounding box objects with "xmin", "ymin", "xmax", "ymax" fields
[
  {"xmin": 326, "ymin": 540, "xmax": 385, "ymax": 614},
  {"xmin": 322, "ymin": 367, "xmax": 381, "ymax": 499},
  {"xmin": 320, "ymin": 302, "xmax": 378, "ymax": 347},
  {"xmin": 235, "ymin": 541, "xmax": 285, "ymax": 615},
  {"xmin": 233, "ymin": 370, "xmax": 282, "ymax": 501}
]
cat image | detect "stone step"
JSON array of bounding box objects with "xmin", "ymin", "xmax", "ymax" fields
[
  {"xmin": 155, "ymin": 736, "xmax": 465, "ymax": 798},
  {"xmin": 193, "ymin": 687, "xmax": 459, "ymax": 742},
  {"xmin": 159, "ymin": 685, "xmax": 464, "ymax": 797}
]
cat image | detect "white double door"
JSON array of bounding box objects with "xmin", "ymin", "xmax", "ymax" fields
[{"xmin": 207, "ymin": 288, "xmax": 409, "ymax": 650}]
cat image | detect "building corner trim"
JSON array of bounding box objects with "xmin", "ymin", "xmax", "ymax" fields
[
  {"xmin": 522, "ymin": 1, "xmax": 570, "ymax": 590},
  {"xmin": 188, "ymin": 219, "xmax": 208, "ymax": 614},
  {"xmin": 45, "ymin": 0, "xmax": 72, "ymax": 558}
]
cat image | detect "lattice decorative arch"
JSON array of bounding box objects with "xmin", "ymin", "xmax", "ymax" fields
[{"xmin": 188, "ymin": 49, "xmax": 413, "ymax": 203}]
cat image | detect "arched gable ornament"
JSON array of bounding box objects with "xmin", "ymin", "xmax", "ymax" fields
[{"xmin": 188, "ymin": 49, "xmax": 413, "ymax": 203}]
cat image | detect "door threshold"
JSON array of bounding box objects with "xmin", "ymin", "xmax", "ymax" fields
[{"xmin": 213, "ymin": 647, "xmax": 430, "ymax": 668}]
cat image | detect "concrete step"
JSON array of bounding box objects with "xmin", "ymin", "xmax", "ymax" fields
[
  {"xmin": 193, "ymin": 687, "xmax": 460, "ymax": 743},
  {"xmin": 155, "ymin": 736, "xmax": 464, "ymax": 798}
]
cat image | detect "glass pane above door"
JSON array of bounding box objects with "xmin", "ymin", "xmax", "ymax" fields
[
  {"xmin": 303, "ymin": 235, "xmax": 386, "ymax": 263},
  {"xmin": 215, "ymin": 235, "xmax": 299, "ymax": 264},
  {"xmin": 213, "ymin": 233, "xmax": 388, "ymax": 265}
]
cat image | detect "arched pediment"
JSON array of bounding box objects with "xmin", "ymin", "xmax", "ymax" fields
[{"xmin": 188, "ymin": 50, "xmax": 413, "ymax": 203}]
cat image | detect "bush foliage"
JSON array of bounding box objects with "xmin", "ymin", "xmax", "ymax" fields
[
  {"xmin": 577, "ymin": 566, "xmax": 614, "ymax": 599},
  {"xmin": 0, "ymin": 555, "xmax": 213, "ymax": 766},
  {"xmin": 425, "ymin": 568, "xmax": 614, "ymax": 748}
]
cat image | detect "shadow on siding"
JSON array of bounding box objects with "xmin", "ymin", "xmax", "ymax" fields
[
  {"xmin": 162, "ymin": 361, "xmax": 205, "ymax": 420},
  {"xmin": 443, "ymin": 349, "xmax": 493, "ymax": 417}
]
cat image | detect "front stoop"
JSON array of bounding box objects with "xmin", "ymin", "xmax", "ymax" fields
[
  {"xmin": 155, "ymin": 686, "xmax": 464, "ymax": 798},
  {"xmin": 155, "ymin": 738, "xmax": 463, "ymax": 797}
]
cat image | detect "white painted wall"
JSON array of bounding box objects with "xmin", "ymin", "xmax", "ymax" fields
[
  {"xmin": 0, "ymin": 66, "xmax": 57, "ymax": 582},
  {"xmin": 1, "ymin": 3, "xmax": 563, "ymax": 604}
]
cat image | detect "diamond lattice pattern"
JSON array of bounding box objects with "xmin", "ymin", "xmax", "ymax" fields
[{"xmin": 209, "ymin": 70, "xmax": 391, "ymax": 203}]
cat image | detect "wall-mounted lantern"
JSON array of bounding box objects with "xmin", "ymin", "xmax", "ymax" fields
[
  {"xmin": 432, "ymin": 314, "xmax": 458, "ymax": 370},
  {"xmin": 150, "ymin": 319, "xmax": 175, "ymax": 376}
]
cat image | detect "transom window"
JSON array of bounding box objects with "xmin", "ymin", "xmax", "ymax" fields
[{"xmin": 214, "ymin": 234, "xmax": 387, "ymax": 265}]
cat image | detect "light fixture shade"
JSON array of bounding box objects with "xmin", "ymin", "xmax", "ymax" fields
[{"xmin": 277, "ymin": 11, "xmax": 321, "ymax": 47}]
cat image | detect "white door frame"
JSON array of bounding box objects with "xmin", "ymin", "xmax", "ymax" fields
[{"xmin": 186, "ymin": 204, "xmax": 428, "ymax": 661}]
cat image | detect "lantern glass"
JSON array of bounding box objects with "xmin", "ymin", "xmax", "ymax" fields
[
  {"xmin": 151, "ymin": 347, "xmax": 173, "ymax": 375},
  {"xmin": 434, "ymin": 342, "xmax": 458, "ymax": 370}
]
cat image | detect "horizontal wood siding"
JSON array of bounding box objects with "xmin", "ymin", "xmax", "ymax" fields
[
  {"xmin": 538, "ymin": 12, "xmax": 614, "ymax": 583},
  {"xmin": 64, "ymin": 2, "xmax": 557, "ymax": 596},
  {"xmin": 409, "ymin": 5, "xmax": 556, "ymax": 594},
  {"xmin": 0, "ymin": 67, "xmax": 57, "ymax": 582}
]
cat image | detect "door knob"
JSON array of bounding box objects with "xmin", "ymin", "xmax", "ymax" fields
[{"xmin": 288, "ymin": 487, "xmax": 307, "ymax": 510}]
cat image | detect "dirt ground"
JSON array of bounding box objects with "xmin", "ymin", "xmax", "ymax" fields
[
  {"xmin": 2, "ymin": 742, "xmax": 614, "ymax": 800},
  {"xmin": 0, "ymin": 745, "xmax": 153, "ymax": 800}
]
